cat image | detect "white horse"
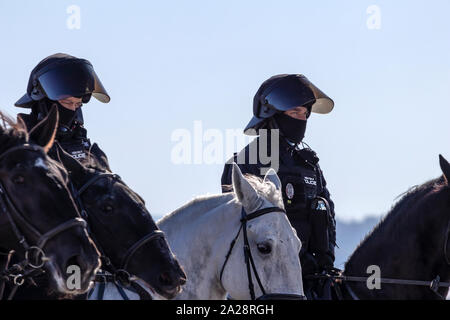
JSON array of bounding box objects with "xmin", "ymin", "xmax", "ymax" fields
[{"xmin": 89, "ymin": 164, "xmax": 304, "ymax": 300}]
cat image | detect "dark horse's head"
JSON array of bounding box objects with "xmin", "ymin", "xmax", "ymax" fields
[
  {"xmin": 0, "ymin": 107, "xmax": 100, "ymax": 297},
  {"xmin": 55, "ymin": 143, "xmax": 186, "ymax": 299},
  {"xmin": 344, "ymin": 155, "xmax": 450, "ymax": 299}
]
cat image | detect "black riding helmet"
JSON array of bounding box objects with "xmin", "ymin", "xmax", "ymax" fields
[
  {"xmin": 15, "ymin": 53, "xmax": 110, "ymax": 108},
  {"xmin": 244, "ymin": 74, "xmax": 334, "ymax": 135}
]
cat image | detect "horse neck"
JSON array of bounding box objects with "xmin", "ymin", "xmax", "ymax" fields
[
  {"xmin": 158, "ymin": 193, "xmax": 242, "ymax": 299},
  {"xmin": 158, "ymin": 193, "xmax": 236, "ymax": 237},
  {"xmin": 344, "ymin": 181, "xmax": 450, "ymax": 299}
]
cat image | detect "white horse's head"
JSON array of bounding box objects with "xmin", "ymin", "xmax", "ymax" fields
[{"xmin": 221, "ymin": 163, "xmax": 304, "ymax": 299}]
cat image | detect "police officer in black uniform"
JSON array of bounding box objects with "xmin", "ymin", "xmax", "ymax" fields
[
  {"xmin": 221, "ymin": 74, "xmax": 337, "ymax": 300},
  {"xmin": 15, "ymin": 53, "xmax": 111, "ymax": 169}
]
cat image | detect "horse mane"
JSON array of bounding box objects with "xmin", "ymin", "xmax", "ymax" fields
[
  {"xmin": 345, "ymin": 175, "xmax": 448, "ymax": 268},
  {"xmin": 159, "ymin": 173, "xmax": 283, "ymax": 226},
  {"xmin": 0, "ymin": 111, "xmax": 29, "ymax": 153}
]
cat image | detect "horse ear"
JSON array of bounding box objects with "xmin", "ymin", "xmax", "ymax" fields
[
  {"xmin": 263, "ymin": 168, "xmax": 282, "ymax": 191},
  {"xmin": 28, "ymin": 105, "xmax": 58, "ymax": 153},
  {"xmin": 439, "ymin": 154, "xmax": 450, "ymax": 184},
  {"xmin": 55, "ymin": 142, "xmax": 88, "ymax": 184},
  {"xmin": 231, "ymin": 163, "xmax": 259, "ymax": 210}
]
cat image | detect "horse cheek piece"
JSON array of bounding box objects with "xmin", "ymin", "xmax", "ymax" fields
[
  {"xmin": 220, "ymin": 206, "xmax": 306, "ymax": 300},
  {"xmin": 0, "ymin": 145, "xmax": 94, "ymax": 296}
]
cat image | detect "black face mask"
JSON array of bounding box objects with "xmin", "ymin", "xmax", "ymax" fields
[
  {"xmin": 56, "ymin": 103, "xmax": 77, "ymax": 127},
  {"xmin": 273, "ymin": 113, "xmax": 307, "ymax": 144}
]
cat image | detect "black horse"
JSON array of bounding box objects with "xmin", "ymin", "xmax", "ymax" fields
[
  {"xmin": 10, "ymin": 124, "xmax": 186, "ymax": 299},
  {"xmin": 57, "ymin": 144, "xmax": 187, "ymax": 299},
  {"xmin": 0, "ymin": 108, "xmax": 100, "ymax": 298},
  {"xmin": 340, "ymin": 155, "xmax": 450, "ymax": 299}
]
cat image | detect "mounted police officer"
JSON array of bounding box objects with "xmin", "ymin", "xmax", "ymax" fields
[
  {"xmin": 5, "ymin": 53, "xmax": 111, "ymax": 300},
  {"xmin": 221, "ymin": 74, "xmax": 337, "ymax": 300},
  {"xmin": 15, "ymin": 53, "xmax": 111, "ymax": 169}
]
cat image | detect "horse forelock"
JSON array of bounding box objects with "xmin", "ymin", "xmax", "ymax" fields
[
  {"xmin": 0, "ymin": 111, "xmax": 29, "ymax": 154},
  {"xmin": 241, "ymin": 174, "xmax": 284, "ymax": 209}
]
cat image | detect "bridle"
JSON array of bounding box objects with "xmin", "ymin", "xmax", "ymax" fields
[
  {"xmin": 70, "ymin": 171, "xmax": 165, "ymax": 298},
  {"xmin": 220, "ymin": 205, "xmax": 306, "ymax": 300},
  {"xmin": 0, "ymin": 144, "xmax": 87, "ymax": 298}
]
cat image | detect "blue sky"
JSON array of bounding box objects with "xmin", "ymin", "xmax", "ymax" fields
[{"xmin": 1, "ymin": 0, "xmax": 449, "ymax": 222}]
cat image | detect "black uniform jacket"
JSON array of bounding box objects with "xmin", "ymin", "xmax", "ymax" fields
[{"xmin": 221, "ymin": 135, "xmax": 336, "ymax": 271}]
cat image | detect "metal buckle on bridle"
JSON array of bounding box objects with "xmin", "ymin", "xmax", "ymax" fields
[
  {"xmin": 114, "ymin": 269, "xmax": 133, "ymax": 288},
  {"xmin": 12, "ymin": 274, "xmax": 25, "ymax": 286},
  {"xmin": 430, "ymin": 276, "xmax": 441, "ymax": 293},
  {"xmin": 25, "ymin": 246, "xmax": 47, "ymax": 269}
]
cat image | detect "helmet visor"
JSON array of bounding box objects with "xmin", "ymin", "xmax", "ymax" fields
[
  {"xmin": 263, "ymin": 75, "xmax": 333, "ymax": 114},
  {"xmin": 37, "ymin": 60, "xmax": 110, "ymax": 103}
]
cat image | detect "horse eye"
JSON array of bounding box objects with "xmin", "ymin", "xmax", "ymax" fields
[
  {"xmin": 12, "ymin": 175, "xmax": 25, "ymax": 184},
  {"xmin": 101, "ymin": 204, "xmax": 114, "ymax": 214},
  {"xmin": 257, "ymin": 242, "xmax": 272, "ymax": 255}
]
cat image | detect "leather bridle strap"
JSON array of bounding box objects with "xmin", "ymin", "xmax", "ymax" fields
[
  {"xmin": 0, "ymin": 183, "xmax": 36, "ymax": 249},
  {"xmin": 0, "ymin": 144, "xmax": 89, "ymax": 276},
  {"xmin": 121, "ymin": 230, "xmax": 165, "ymax": 270},
  {"xmin": 0, "ymin": 147, "xmax": 87, "ymax": 253},
  {"xmin": 74, "ymin": 173, "xmax": 121, "ymax": 199},
  {"xmin": 241, "ymin": 207, "xmax": 267, "ymax": 300},
  {"xmin": 306, "ymin": 273, "xmax": 450, "ymax": 300},
  {"xmin": 220, "ymin": 205, "xmax": 304, "ymax": 300},
  {"xmin": 0, "ymin": 180, "xmax": 87, "ymax": 256},
  {"xmin": 72, "ymin": 171, "xmax": 166, "ymax": 291},
  {"xmin": 219, "ymin": 207, "xmax": 283, "ymax": 288},
  {"xmin": 37, "ymin": 218, "xmax": 87, "ymax": 249},
  {"xmin": 241, "ymin": 206, "xmax": 286, "ymax": 222}
]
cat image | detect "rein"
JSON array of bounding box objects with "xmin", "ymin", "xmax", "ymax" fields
[
  {"xmin": 306, "ymin": 272, "xmax": 450, "ymax": 300},
  {"xmin": 0, "ymin": 144, "xmax": 87, "ymax": 299},
  {"xmin": 307, "ymin": 220, "xmax": 450, "ymax": 300},
  {"xmin": 71, "ymin": 171, "xmax": 163, "ymax": 300},
  {"xmin": 220, "ymin": 206, "xmax": 306, "ymax": 300}
]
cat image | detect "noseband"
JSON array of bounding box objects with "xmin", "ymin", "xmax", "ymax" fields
[
  {"xmin": 220, "ymin": 205, "xmax": 306, "ymax": 300},
  {"xmin": 0, "ymin": 145, "xmax": 87, "ymax": 268},
  {"xmin": 72, "ymin": 172, "xmax": 165, "ymax": 287}
]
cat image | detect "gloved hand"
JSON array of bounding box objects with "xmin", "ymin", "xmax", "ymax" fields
[{"xmin": 316, "ymin": 253, "xmax": 334, "ymax": 272}]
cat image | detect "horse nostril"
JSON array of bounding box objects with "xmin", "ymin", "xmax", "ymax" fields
[
  {"xmin": 158, "ymin": 272, "xmax": 174, "ymax": 287},
  {"xmin": 179, "ymin": 276, "xmax": 187, "ymax": 286},
  {"xmin": 65, "ymin": 255, "xmax": 85, "ymax": 273}
]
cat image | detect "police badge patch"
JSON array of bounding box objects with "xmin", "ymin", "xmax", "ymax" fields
[
  {"xmin": 71, "ymin": 150, "xmax": 86, "ymax": 159},
  {"xmin": 286, "ymin": 183, "xmax": 294, "ymax": 199}
]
